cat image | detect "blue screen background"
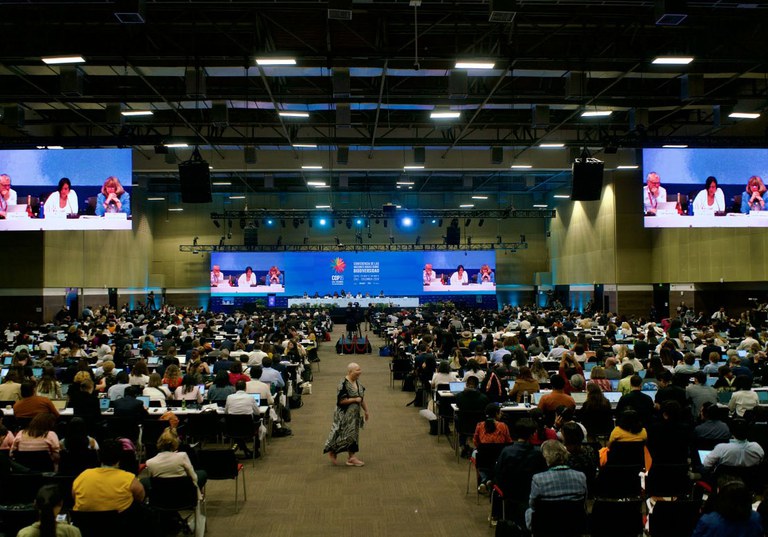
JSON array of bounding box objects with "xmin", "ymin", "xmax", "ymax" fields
[
  {"xmin": 0, "ymin": 148, "xmax": 132, "ymax": 187},
  {"xmin": 643, "ymin": 148, "xmax": 768, "ymax": 186},
  {"xmin": 210, "ymin": 250, "xmax": 497, "ymax": 296}
]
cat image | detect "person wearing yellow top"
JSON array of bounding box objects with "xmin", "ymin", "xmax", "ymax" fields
[
  {"xmin": 72, "ymin": 439, "xmax": 144, "ymax": 513},
  {"xmin": 608, "ymin": 410, "xmax": 648, "ymax": 446}
]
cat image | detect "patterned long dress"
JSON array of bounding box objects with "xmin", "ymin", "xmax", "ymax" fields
[{"xmin": 323, "ymin": 378, "xmax": 365, "ymax": 454}]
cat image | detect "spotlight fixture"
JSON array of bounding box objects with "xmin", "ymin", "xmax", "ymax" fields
[
  {"xmin": 346, "ymin": 218, "xmax": 352, "ymax": 229},
  {"xmin": 292, "ymin": 219, "xmax": 300, "ymax": 229},
  {"xmin": 520, "ymin": 234, "xmax": 526, "ymax": 243},
  {"xmin": 239, "ymin": 219, "xmax": 245, "ymax": 230},
  {"xmin": 375, "ymin": 218, "xmax": 380, "ymax": 224},
  {"xmin": 389, "ymin": 235, "xmax": 395, "ymax": 244},
  {"xmin": 465, "ymin": 218, "xmax": 471, "ymax": 227},
  {"xmin": 213, "ymin": 219, "xmax": 220, "ymax": 228},
  {"xmin": 383, "ymin": 219, "xmax": 388, "ymax": 228},
  {"xmin": 335, "ymin": 236, "xmax": 341, "ymax": 246},
  {"xmin": 227, "ymin": 219, "xmax": 233, "ymax": 229},
  {"xmin": 496, "ymin": 235, "xmax": 502, "ymax": 244},
  {"xmin": 438, "ymin": 218, "xmax": 443, "ymax": 227},
  {"xmin": 467, "ymin": 237, "xmax": 472, "ymax": 246},
  {"xmin": 478, "ymin": 218, "xmax": 484, "ymax": 227},
  {"xmin": 227, "ymin": 231, "xmax": 232, "ymax": 240},
  {"xmin": 277, "ymin": 235, "xmax": 283, "ymax": 246},
  {"xmin": 218, "ymin": 236, "xmax": 225, "ymax": 247},
  {"xmin": 303, "ymin": 236, "xmax": 309, "ymax": 245},
  {"xmin": 415, "ymin": 236, "xmax": 421, "ymax": 245},
  {"xmin": 193, "ymin": 236, "xmax": 199, "ymax": 246}
]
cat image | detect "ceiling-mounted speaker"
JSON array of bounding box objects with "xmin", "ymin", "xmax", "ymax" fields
[
  {"xmin": 489, "ymin": 0, "xmax": 517, "ymax": 22},
  {"xmin": 185, "ymin": 67, "xmax": 206, "ymax": 98},
  {"xmin": 114, "ymin": 0, "xmax": 146, "ymax": 23},
  {"xmin": 1, "ymin": 105, "xmax": 24, "ymax": 128},
  {"xmin": 179, "ymin": 157, "xmax": 212, "ymax": 203},
  {"xmin": 60, "ymin": 66, "xmax": 83, "ymax": 97},
  {"xmin": 413, "ymin": 147, "xmax": 425, "ymax": 165},
  {"xmin": 655, "ymin": 0, "xmax": 687, "ymax": 26},
  {"xmin": 565, "ymin": 71, "xmax": 586, "ymax": 99},
  {"xmin": 339, "ymin": 174, "xmax": 349, "ymax": 189},
  {"xmin": 164, "ymin": 150, "xmax": 176, "ymax": 165},
  {"xmin": 449, "ymin": 70, "xmax": 468, "ymax": 99},
  {"xmin": 264, "ymin": 174, "xmax": 274, "ymax": 189},
  {"xmin": 629, "ymin": 108, "xmax": 649, "ymax": 131},
  {"xmin": 336, "ymin": 103, "xmax": 351, "ymax": 129},
  {"xmin": 571, "ymin": 157, "xmax": 605, "ymax": 201},
  {"xmin": 337, "ymin": 146, "xmax": 349, "ymax": 165},
  {"xmin": 680, "ymin": 74, "xmax": 703, "ymax": 100},
  {"xmin": 332, "ymin": 68, "xmax": 350, "ymax": 98},
  {"xmin": 211, "ymin": 102, "xmax": 229, "ymax": 127},
  {"xmin": 244, "ymin": 146, "xmax": 257, "ymax": 164},
  {"xmin": 244, "ymin": 228, "xmax": 259, "ymax": 246},
  {"xmin": 532, "ymin": 105, "xmax": 550, "ymax": 127},
  {"xmin": 106, "ymin": 104, "xmax": 123, "ymax": 126},
  {"xmin": 328, "ymin": 0, "xmax": 352, "ymax": 20},
  {"xmin": 491, "ymin": 146, "xmax": 503, "ymax": 165}
]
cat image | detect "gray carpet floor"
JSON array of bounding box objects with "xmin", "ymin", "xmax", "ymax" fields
[{"xmin": 200, "ymin": 325, "xmax": 495, "ymax": 536}]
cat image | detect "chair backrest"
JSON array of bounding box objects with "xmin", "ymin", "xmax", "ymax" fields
[
  {"xmin": 455, "ymin": 410, "xmax": 485, "ymax": 436},
  {"xmin": 716, "ymin": 464, "xmax": 761, "ymax": 493},
  {"xmin": 71, "ymin": 510, "xmax": 125, "ymax": 537},
  {"xmin": 647, "ymin": 499, "xmax": 703, "ymax": 537},
  {"xmin": 590, "ymin": 499, "xmax": 643, "ymax": 537},
  {"xmin": 645, "ymin": 463, "xmax": 692, "ymax": 498},
  {"xmin": 44, "ymin": 474, "xmax": 77, "ymax": 509},
  {"xmin": 224, "ymin": 414, "xmax": 258, "ymax": 438},
  {"xmin": 474, "ymin": 442, "xmax": 511, "ymax": 470},
  {"xmin": 186, "ymin": 411, "xmax": 221, "ymax": 442},
  {"xmin": 0, "ymin": 505, "xmax": 38, "ymax": 537},
  {"xmin": 148, "ymin": 476, "xmax": 198, "ymax": 510},
  {"xmin": 197, "ymin": 449, "xmax": 239, "ymax": 480},
  {"xmin": 606, "ymin": 441, "xmax": 646, "ymax": 469},
  {"xmin": 13, "ymin": 450, "xmax": 55, "ymax": 472},
  {"xmin": 530, "ymin": 500, "xmax": 587, "ymax": 537},
  {"xmin": 58, "ymin": 448, "xmax": 101, "ymax": 477},
  {"xmin": 595, "ymin": 464, "xmax": 642, "ymax": 499},
  {"xmin": 0, "ymin": 472, "xmax": 45, "ymax": 504},
  {"xmin": 103, "ymin": 416, "xmax": 141, "ymax": 443}
]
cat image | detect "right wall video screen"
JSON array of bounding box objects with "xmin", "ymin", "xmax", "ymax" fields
[{"xmin": 643, "ymin": 148, "xmax": 768, "ymax": 228}]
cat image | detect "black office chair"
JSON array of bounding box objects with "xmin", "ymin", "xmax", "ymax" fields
[
  {"xmin": 606, "ymin": 441, "xmax": 646, "ymax": 469},
  {"xmin": 141, "ymin": 419, "xmax": 172, "ymax": 461},
  {"xmin": 196, "ymin": 449, "xmax": 246, "ymax": 513},
  {"xmin": 12, "ymin": 450, "xmax": 55, "ymax": 472},
  {"xmin": 0, "ymin": 504, "xmax": 38, "ymax": 537},
  {"xmin": 466, "ymin": 442, "xmax": 510, "ymax": 501},
  {"xmin": 71, "ymin": 510, "xmax": 127, "ymax": 537},
  {"xmin": 590, "ymin": 499, "xmax": 643, "ymax": 537},
  {"xmin": 223, "ymin": 414, "xmax": 261, "ymax": 459},
  {"xmin": 645, "ymin": 463, "xmax": 692, "ymax": 498},
  {"xmin": 185, "ymin": 410, "xmax": 221, "ymax": 447},
  {"xmin": 147, "ymin": 476, "xmax": 200, "ymax": 535},
  {"xmin": 453, "ymin": 409, "xmax": 484, "ymax": 461},
  {"xmin": 594, "ymin": 464, "xmax": 643, "ymax": 499},
  {"xmin": 647, "ymin": 499, "xmax": 703, "ymax": 537},
  {"xmin": 0, "ymin": 472, "xmax": 45, "ymax": 505},
  {"xmin": 530, "ymin": 499, "xmax": 587, "ymax": 537}
]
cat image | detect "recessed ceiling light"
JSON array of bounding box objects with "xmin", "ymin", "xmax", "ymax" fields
[
  {"xmin": 229, "ymin": 196, "xmax": 245, "ymax": 200},
  {"xmin": 729, "ymin": 112, "xmax": 761, "ymax": 119},
  {"xmin": 307, "ymin": 181, "xmax": 326, "ymax": 186},
  {"xmin": 314, "ymin": 185, "xmax": 331, "ymax": 188},
  {"xmin": 255, "ymin": 58, "xmax": 297, "ymax": 66},
  {"xmin": 315, "ymin": 205, "xmax": 331, "ymax": 209},
  {"xmin": 278, "ymin": 111, "xmax": 309, "ymax": 118},
  {"xmin": 533, "ymin": 204, "xmax": 548, "ymax": 208},
  {"xmin": 511, "ymin": 164, "xmax": 533, "ymax": 169},
  {"xmin": 121, "ymin": 110, "xmax": 154, "ymax": 117},
  {"xmin": 292, "ymin": 143, "xmax": 317, "ymax": 148},
  {"xmin": 539, "ymin": 143, "xmax": 565, "ymax": 148},
  {"xmin": 652, "ymin": 56, "xmax": 694, "ymax": 65},
  {"xmin": 164, "ymin": 143, "xmax": 189, "ymax": 148},
  {"xmin": 471, "ymin": 195, "xmax": 488, "ymax": 200},
  {"xmin": 617, "ymin": 165, "xmax": 639, "ymax": 170},
  {"xmin": 455, "ymin": 61, "xmax": 495, "ymax": 69},
  {"xmin": 581, "ymin": 110, "xmax": 612, "ymax": 117},
  {"xmin": 662, "ymin": 144, "xmax": 688, "ymax": 148},
  {"xmin": 396, "ymin": 181, "xmax": 415, "ymax": 185},
  {"xmin": 47, "ymin": 146, "xmax": 64, "ymax": 150},
  {"xmin": 302, "ymin": 165, "xmax": 323, "ymax": 170},
  {"xmin": 168, "ymin": 208, "xmax": 184, "ymax": 212},
  {"xmin": 430, "ymin": 111, "xmax": 461, "ymax": 119},
  {"xmin": 403, "ymin": 165, "xmax": 425, "ymax": 170},
  {"xmin": 147, "ymin": 197, "xmax": 165, "ymax": 201},
  {"xmin": 42, "ymin": 55, "xmax": 85, "ymax": 65},
  {"xmin": 459, "ymin": 204, "xmax": 474, "ymax": 208},
  {"xmin": 212, "ymin": 182, "xmax": 232, "ymax": 186},
  {"xmin": 553, "ymin": 194, "xmax": 571, "ymax": 199}
]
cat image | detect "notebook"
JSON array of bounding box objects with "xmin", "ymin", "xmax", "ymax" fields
[{"xmin": 449, "ymin": 382, "xmax": 465, "ymax": 393}]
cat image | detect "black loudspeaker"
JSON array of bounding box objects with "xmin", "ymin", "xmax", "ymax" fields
[
  {"xmin": 571, "ymin": 159, "xmax": 604, "ymax": 201},
  {"xmin": 179, "ymin": 161, "xmax": 212, "ymax": 203},
  {"xmin": 446, "ymin": 225, "xmax": 461, "ymax": 246},
  {"xmin": 244, "ymin": 228, "xmax": 258, "ymax": 246},
  {"xmin": 413, "ymin": 147, "xmax": 425, "ymax": 165},
  {"xmin": 337, "ymin": 146, "xmax": 349, "ymax": 165},
  {"xmin": 491, "ymin": 146, "xmax": 503, "ymax": 164},
  {"xmin": 382, "ymin": 204, "xmax": 396, "ymax": 217}
]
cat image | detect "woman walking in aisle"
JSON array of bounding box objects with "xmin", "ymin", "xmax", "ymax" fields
[{"xmin": 323, "ymin": 362, "xmax": 370, "ymax": 467}]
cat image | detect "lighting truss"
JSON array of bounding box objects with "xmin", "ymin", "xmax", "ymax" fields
[
  {"xmin": 180, "ymin": 242, "xmax": 528, "ymax": 253},
  {"xmin": 210, "ymin": 209, "xmax": 556, "ymax": 221}
]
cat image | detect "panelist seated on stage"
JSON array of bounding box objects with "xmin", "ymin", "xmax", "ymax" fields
[
  {"xmin": 475, "ymin": 264, "xmax": 495, "ymax": 284},
  {"xmin": 740, "ymin": 175, "xmax": 768, "ymax": 214},
  {"xmin": 238, "ymin": 266, "xmax": 257, "ymax": 287},
  {"xmin": 266, "ymin": 266, "xmax": 284, "ymax": 286},
  {"xmin": 210, "ymin": 265, "xmax": 225, "ymax": 286},
  {"xmin": 692, "ymin": 176, "xmax": 726, "ymax": 215},
  {"xmin": 423, "ymin": 263, "xmax": 438, "ymax": 286},
  {"xmin": 449, "ymin": 265, "xmax": 469, "ymax": 286},
  {"xmin": 44, "ymin": 177, "xmax": 79, "ymax": 217},
  {"xmin": 95, "ymin": 176, "xmax": 131, "ymax": 216}
]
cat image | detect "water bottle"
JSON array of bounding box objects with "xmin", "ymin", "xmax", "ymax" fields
[
  {"xmin": 523, "ymin": 391, "xmax": 530, "ymax": 408},
  {"xmin": 182, "ymin": 398, "xmax": 186, "ymax": 411}
]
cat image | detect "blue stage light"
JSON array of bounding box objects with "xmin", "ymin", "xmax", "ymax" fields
[
  {"xmin": 401, "ymin": 216, "xmax": 413, "ymax": 227},
  {"xmin": 319, "ymin": 218, "xmax": 327, "ymax": 226}
]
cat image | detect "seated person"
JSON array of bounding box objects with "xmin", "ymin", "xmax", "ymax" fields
[
  {"xmin": 702, "ymin": 419, "xmax": 764, "ymax": 476},
  {"xmin": 44, "ymin": 177, "xmax": 79, "ymax": 216},
  {"xmin": 475, "ymin": 264, "xmax": 495, "ymax": 284},
  {"xmin": 449, "ymin": 265, "xmax": 469, "ymax": 286},
  {"xmin": 692, "ymin": 176, "xmax": 726, "ymax": 215},
  {"xmin": 95, "ymin": 176, "xmax": 131, "ymax": 216},
  {"xmin": 423, "ymin": 263, "xmax": 437, "ymax": 285},
  {"xmin": 17, "ymin": 484, "xmax": 80, "ymax": 537},
  {"xmin": 143, "ymin": 427, "xmax": 206, "ymax": 497},
  {"xmin": 740, "ymin": 175, "xmax": 768, "ymax": 214},
  {"xmin": 237, "ymin": 266, "xmax": 257, "ymax": 287},
  {"xmin": 267, "ymin": 266, "xmax": 284, "ymax": 285}
]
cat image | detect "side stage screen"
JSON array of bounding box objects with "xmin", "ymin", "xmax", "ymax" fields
[{"xmin": 210, "ymin": 250, "xmax": 497, "ymax": 296}]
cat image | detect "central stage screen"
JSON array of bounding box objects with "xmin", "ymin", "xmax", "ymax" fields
[{"xmin": 210, "ymin": 250, "xmax": 497, "ymax": 296}]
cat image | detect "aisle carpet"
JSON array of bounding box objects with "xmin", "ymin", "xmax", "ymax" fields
[{"xmin": 202, "ymin": 325, "xmax": 494, "ymax": 537}]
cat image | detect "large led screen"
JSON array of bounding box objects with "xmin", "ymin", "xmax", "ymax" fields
[
  {"xmin": 0, "ymin": 148, "xmax": 133, "ymax": 231},
  {"xmin": 643, "ymin": 148, "xmax": 768, "ymax": 228},
  {"xmin": 210, "ymin": 250, "xmax": 497, "ymax": 296}
]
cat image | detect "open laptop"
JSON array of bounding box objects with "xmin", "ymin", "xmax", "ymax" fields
[
  {"xmin": 603, "ymin": 392, "xmax": 622, "ymax": 404},
  {"xmin": 583, "ymin": 362, "xmax": 597, "ymax": 372},
  {"xmin": 532, "ymin": 392, "xmax": 546, "ymax": 405},
  {"xmin": 706, "ymin": 377, "xmax": 718, "ymax": 386},
  {"xmin": 99, "ymin": 398, "xmax": 111, "ymax": 410},
  {"xmin": 147, "ymin": 356, "xmax": 159, "ymax": 366},
  {"xmin": 136, "ymin": 396, "xmax": 150, "ymax": 408},
  {"xmin": 717, "ymin": 391, "xmax": 733, "ymax": 404},
  {"xmin": 737, "ymin": 350, "xmax": 747, "ymax": 358},
  {"xmin": 609, "ymin": 379, "xmax": 620, "ymax": 391},
  {"xmin": 251, "ymin": 393, "xmax": 261, "ymax": 406},
  {"xmin": 449, "ymin": 382, "xmax": 466, "ymax": 394},
  {"xmin": 571, "ymin": 392, "xmax": 587, "ymax": 404},
  {"xmin": 2, "ymin": 357, "xmax": 11, "ymax": 366},
  {"xmin": 32, "ymin": 367, "xmax": 43, "ymax": 377},
  {"xmin": 698, "ymin": 449, "xmax": 712, "ymax": 464},
  {"xmin": 51, "ymin": 399, "xmax": 68, "ymax": 411},
  {"xmin": 757, "ymin": 391, "xmax": 768, "ymax": 404}
]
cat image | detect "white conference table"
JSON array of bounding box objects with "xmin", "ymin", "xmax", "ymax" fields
[
  {"xmin": 422, "ymin": 282, "xmax": 497, "ymax": 292},
  {"xmin": 2, "ymin": 405, "xmax": 269, "ymax": 417},
  {"xmin": 0, "ymin": 215, "xmax": 132, "ymax": 231},
  {"xmin": 211, "ymin": 284, "xmax": 286, "ymax": 294},
  {"xmin": 644, "ymin": 213, "xmax": 768, "ymax": 228},
  {"xmin": 287, "ymin": 297, "xmax": 420, "ymax": 307}
]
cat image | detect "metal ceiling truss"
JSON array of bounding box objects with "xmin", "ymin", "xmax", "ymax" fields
[
  {"xmin": 210, "ymin": 209, "xmax": 556, "ymax": 220},
  {"xmin": 179, "ymin": 241, "xmax": 528, "ymax": 253}
]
